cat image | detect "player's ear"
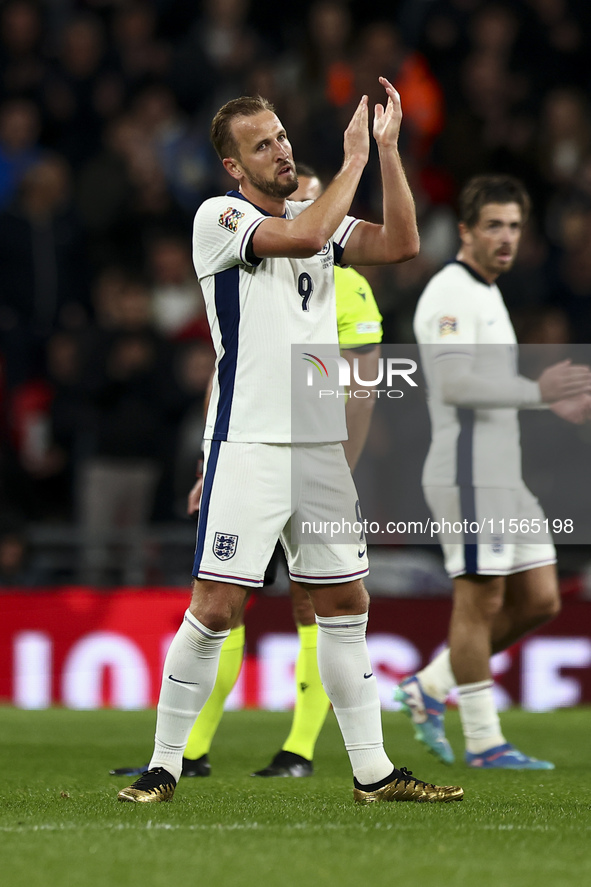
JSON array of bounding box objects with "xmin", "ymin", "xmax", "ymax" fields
[
  {"xmin": 223, "ymin": 157, "xmax": 242, "ymax": 181},
  {"xmin": 458, "ymin": 221, "xmax": 472, "ymax": 246}
]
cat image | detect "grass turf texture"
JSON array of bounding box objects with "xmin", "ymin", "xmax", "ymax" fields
[{"xmin": 1, "ymin": 707, "xmax": 589, "ymax": 887}]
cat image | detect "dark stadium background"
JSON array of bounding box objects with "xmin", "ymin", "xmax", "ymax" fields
[{"xmin": 1, "ymin": 0, "xmax": 591, "ymax": 710}]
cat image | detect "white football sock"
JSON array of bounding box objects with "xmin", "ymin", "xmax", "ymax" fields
[
  {"xmin": 457, "ymin": 679, "xmax": 506, "ymax": 753},
  {"xmin": 316, "ymin": 612, "xmax": 393, "ymax": 785},
  {"xmin": 149, "ymin": 610, "xmax": 230, "ymax": 782},
  {"xmin": 416, "ymin": 648, "xmax": 456, "ymax": 703}
]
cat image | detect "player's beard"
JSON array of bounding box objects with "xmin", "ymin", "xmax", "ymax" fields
[
  {"xmin": 474, "ymin": 243, "xmax": 517, "ymax": 278},
  {"xmin": 489, "ymin": 247, "xmax": 517, "ymax": 275},
  {"xmin": 242, "ymin": 164, "xmax": 299, "ymax": 199}
]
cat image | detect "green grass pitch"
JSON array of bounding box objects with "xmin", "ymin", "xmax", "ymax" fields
[{"xmin": 1, "ymin": 706, "xmax": 590, "ymax": 887}]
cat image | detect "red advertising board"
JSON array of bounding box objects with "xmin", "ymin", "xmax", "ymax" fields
[{"xmin": 1, "ymin": 588, "xmax": 590, "ymax": 711}]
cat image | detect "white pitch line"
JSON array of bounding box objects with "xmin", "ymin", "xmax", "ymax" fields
[{"xmin": 0, "ymin": 822, "xmax": 588, "ymax": 835}]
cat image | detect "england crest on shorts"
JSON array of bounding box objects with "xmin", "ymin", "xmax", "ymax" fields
[{"xmin": 213, "ymin": 532, "xmax": 238, "ymax": 560}]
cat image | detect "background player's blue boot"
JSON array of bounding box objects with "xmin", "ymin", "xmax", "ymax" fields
[
  {"xmin": 394, "ymin": 675, "xmax": 455, "ymax": 765},
  {"xmin": 465, "ymin": 743, "xmax": 555, "ymax": 769}
]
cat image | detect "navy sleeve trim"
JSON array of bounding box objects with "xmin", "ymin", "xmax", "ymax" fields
[
  {"xmin": 245, "ymin": 233, "xmax": 263, "ymax": 266},
  {"xmin": 333, "ymin": 242, "xmax": 345, "ymax": 266}
]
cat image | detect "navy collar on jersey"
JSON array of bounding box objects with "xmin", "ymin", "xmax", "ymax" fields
[
  {"xmin": 449, "ymin": 259, "xmax": 492, "ymax": 287},
  {"xmin": 227, "ymin": 189, "xmax": 287, "ymax": 219}
]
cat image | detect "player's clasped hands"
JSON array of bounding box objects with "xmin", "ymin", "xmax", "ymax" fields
[{"xmin": 538, "ymin": 358, "xmax": 591, "ymax": 404}]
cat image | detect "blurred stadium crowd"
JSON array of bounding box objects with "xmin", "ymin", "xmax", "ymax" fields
[{"xmin": 1, "ymin": 0, "xmax": 591, "ymax": 586}]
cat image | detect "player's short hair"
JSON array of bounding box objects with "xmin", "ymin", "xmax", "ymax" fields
[
  {"xmin": 210, "ymin": 95, "xmax": 275, "ymax": 161},
  {"xmin": 459, "ymin": 175, "xmax": 531, "ymax": 228}
]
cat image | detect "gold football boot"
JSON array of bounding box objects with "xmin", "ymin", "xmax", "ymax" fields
[
  {"xmin": 117, "ymin": 767, "xmax": 177, "ymax": 803},
  {"xmin": 353, "ymin": 767, "xmax": 463, "ymax": 804}
]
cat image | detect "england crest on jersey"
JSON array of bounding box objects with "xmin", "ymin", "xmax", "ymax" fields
[{"xmin": 213, "ymin": 532, "xmax": 238, "ymax": 560}]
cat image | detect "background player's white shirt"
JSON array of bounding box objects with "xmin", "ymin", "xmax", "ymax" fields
[
  {"xmin": 193, "ymin": 191, "xmax": 360, "ymax": 443},
  {"xmin": 413, "ymin": 261, "xmax": 541, "ymax": 488}
]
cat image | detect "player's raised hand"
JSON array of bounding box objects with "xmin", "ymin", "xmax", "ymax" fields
[
  {"xmin": 538, "ymin": 359, "xmax": 591, "ymax": 402},
  {"xmin": 343, "ymin": 94, "xmax": 369, "ymax": 168},
  {"xmin": 373, "ymin": 77, "xmax": 402, "ymax": 148}
]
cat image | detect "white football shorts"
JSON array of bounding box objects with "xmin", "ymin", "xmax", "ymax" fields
[
  {"xmin": 193, "ymin": 440, "xmax": 369, "ymax": 587},
  {"xmin": 423, "ymin": 484, "xmax": 557, "ymax": 577}
]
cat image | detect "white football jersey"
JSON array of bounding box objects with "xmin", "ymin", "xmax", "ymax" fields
[
  {"xmin": 413, "ymin": 261, "xmax": 541, "ymax": 488},
  {"xmin": 193, "ymin": 191, "xmax": 360, "ymax": 443}
]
